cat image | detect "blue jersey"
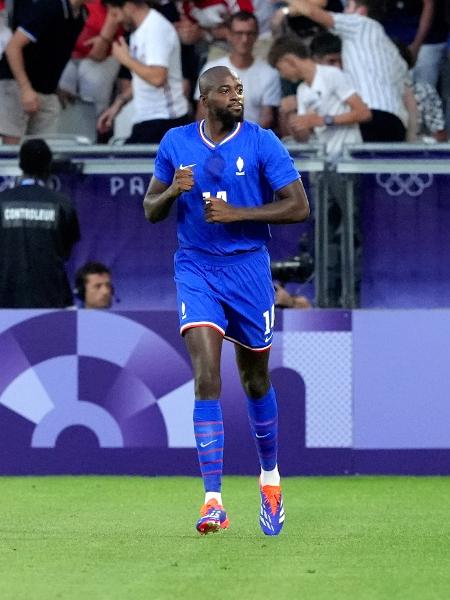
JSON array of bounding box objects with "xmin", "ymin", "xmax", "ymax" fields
[{"xmin": 153, "ymin": 120, "xmax": 301, "ymax": 256}]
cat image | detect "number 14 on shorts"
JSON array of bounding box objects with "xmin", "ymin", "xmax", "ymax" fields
[{"xmin": 263, "ymin": 304, "xmax": 275, "ymax": 342}]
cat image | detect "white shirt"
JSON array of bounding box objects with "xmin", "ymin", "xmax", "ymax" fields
[
  {"xmin": 297, "ymin": 64, "xmax": 362, "ymax": 160},
  {"xmin": 194, "ymin": 56, "xmax": 281, "ymax": 124},
  {"xmin": 130, "ymin": 10, "xmax": 188, "ymax": 123},
  {"xmin": 0, "ymin": 13, "xmax": 12, "ymax": 59},
  {"xmin": 332, "ymin": 12, "xmax": 408, "ymax": 125}
]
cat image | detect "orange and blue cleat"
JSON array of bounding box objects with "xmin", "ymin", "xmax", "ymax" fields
[
  {"xmin": 196, "ymin": 498, "xmax": 230, "ymax": 535},
  {"xmin": 259, "ymin": 483, "xmax": 285, "ymax": 536}
]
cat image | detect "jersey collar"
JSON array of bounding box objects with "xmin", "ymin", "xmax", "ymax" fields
[{"xmin": 198, "ymin": 119, "xmax": 242, "ymax": 149}]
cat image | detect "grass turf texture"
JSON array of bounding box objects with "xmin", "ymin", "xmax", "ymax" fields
[{"xmin": 0, "ymin": 476, "xmax": 449, "ymax": 600}]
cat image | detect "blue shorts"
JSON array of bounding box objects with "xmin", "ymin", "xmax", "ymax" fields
[{"xmin": 174, "ymin": 247, "xmax": 275, "ymax": 351}]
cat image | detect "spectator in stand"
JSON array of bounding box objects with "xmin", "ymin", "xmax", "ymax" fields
[
  {"xmin": 0, "ymin": 139, "xmax": 80, "ymax": 308},
  {"xmin": 0, "ymin": 1, "xmax": 11, "ymax": 60},
  {"xmin": 310, "ymin": 30, "xmax": 342, "ymax": 67},
  {"xmin": 272, "ymin": 0, "xmax": 343, "ymax": 45},
  {"xmin": 282, "ymin": 0, "xmax": 410, "ymax": 142},
  {"xmin": 181, "ymin": 0, "xmax": 253, "ymax": 45},
  {"xmin": 382, "ymin": 1, "xmax": 434, "ymax": 63},
  {"xmin": 395, "ymin": 41, "xmax": 448, "ymax": 142},
  {"xmin": 194, "ymin": 11, "xmax": 281, "ymax": 128},
  {"xmin": 97, "ymin": 0, "xmax": 190, "ymax": 144},
  {"xmin": 0, "ymin": 0, "xmax": 88, "ymax": 144},
  {"xmin": 268, "ymin": 34, "xmax": 371, "ymax": 161},
  {"xmin": 382, "ymin": 0, "xmax": 449, "ymax": 89},
  {"xmin": 58, "ymin": 0, "xmax": 121, "ymax": 119}
]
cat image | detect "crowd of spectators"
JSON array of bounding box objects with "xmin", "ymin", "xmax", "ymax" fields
[{"xmin": 0, "ymin": 0, "xmax": 448, "ymax": 149}]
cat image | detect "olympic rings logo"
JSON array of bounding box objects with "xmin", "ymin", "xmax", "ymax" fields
[{"xmin": 376, "ymin": 173, "xmax": 434, "ymax": 197}]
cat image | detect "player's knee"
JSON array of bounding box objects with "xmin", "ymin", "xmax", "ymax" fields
[
  {"xmin": 240, "ymin": 373, "xmax": 270, "ymax": 400},
  {"xmin": 194, "ymin": 368, "xmax": 221, "ymax": 399}
]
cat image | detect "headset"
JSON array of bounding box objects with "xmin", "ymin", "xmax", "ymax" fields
[{"xmin": 74, "ymin": 262, "xmax": 115, "ymax": 303}]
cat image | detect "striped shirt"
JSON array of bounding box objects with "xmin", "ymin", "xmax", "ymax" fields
[{"xmin": 331, "ymin": 13, "xmax": 408, "ymax": 125}]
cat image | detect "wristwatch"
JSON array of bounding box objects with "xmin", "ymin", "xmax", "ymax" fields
[{"xmin": 323, "ymin": 115, "xmax": 335, "ymax": 126}]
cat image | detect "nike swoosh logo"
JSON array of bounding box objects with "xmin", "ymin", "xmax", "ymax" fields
[
  {"xmin": 264, "ymin": 335, "xmax": 273, "ymax": 343},
  {"xmin": 200, "ymin": 439, "xmax": 217, "ymax": 448},
  {"xmin": 179, "ymin": 163, "xmax": 196, "ymax": 170},
  {"xmin": 255, "ymin": 433, "xmax": 270, "ymax": 439}
]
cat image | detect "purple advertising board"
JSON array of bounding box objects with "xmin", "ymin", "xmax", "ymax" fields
[
  {"xmin": 1, "ymin": 308, "xmax": 449, "ymax": 476},
  {"xmin": 54, "ymin": 173, "xmax": 314, "ymax": 310}
]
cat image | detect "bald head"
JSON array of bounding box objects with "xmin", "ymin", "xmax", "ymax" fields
[
  {"xmin": 198, "ymin": 65, "xmax": 244, "ymax": 126},
  {"xmin": 199, "ymin": 66, "xmax": 241, "ymax": 97}
]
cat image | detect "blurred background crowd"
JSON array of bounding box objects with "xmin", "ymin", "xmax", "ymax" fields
[
  {"xmin": 0, "ymin": 0, "xmax": 450, "ymax": 311},
  {"xmin": 0, "ymin": 0, "xmax": 448, "ymax": 148}
]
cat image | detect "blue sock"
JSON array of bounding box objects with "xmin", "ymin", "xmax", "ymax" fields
[
  {"xmin": 247, "ymin": 386, "xmax": 278, "ymax": 471},
  {"xmin": 193, "ymin": 399, "xmax": 224, "ymax": 493}
]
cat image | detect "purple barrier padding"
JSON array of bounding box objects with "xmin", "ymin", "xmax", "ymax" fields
[
  {"xmin": 1, "ymin": 308, "xmax": 450, "ymax": 475},
  {"xmin": 54, "ymin": 173, "xmax": 314, "ymax": 310},
  {"xmin": 360, "ymin": 173, "xmax": 450, "ymax": 308},
  {"xmin": 282, "ymin": 308, "xmax": 351, "ymax": 331},
  {"xmin": 353, "ymin": 310, "xmax": 450, "ymax": 449}
]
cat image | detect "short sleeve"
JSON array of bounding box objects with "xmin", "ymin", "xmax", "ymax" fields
[
  {"xmin": 330, "ymin": 68, "xmax": 357, "ymax": 102},
  {"xmin": 18, "ymin": 0, "xmax": 60, "ymax": 43},
  {"xmin": 258, "ymin": 129, "xmax": 300, "ymax": 191},
  {"xmin": 143, "ymin": 23, "xmax": 176, "ymax": 68},
  {"xmin": 153, "ymin": 131, "xmax": 175, "ymax": 185},
  {"xmin": 331, "ymin": 13, "xmax": 361, "ymax": 40}
]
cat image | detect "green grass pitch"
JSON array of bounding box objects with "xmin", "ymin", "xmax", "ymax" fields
[{"xmin": 0, "ymin": 476, "xmax": 449, "ymax": 599}]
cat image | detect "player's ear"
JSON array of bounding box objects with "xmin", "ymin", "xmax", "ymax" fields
[{"xmin": 200, "ymin": 94, "xmax": 208, "ymax": 108}]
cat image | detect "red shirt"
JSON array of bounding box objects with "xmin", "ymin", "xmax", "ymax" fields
[{"xmin": 72, "ymin": 0, "xmax": 120, "ymax": 59}]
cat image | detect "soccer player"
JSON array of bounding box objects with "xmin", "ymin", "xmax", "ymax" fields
[{"xmin": 143, "ymin": 66, "xmax": 310, "ymax": 536}]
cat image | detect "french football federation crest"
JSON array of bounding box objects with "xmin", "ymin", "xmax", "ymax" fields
[{"xmin": 236, "ymin": 157, "xmax": 245, "ymax": 176}]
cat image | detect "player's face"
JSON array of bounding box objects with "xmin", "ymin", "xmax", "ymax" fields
[
  {"xmin": 84, "ymin": 273, "xmax": 113, "ymax": 309},
  {"xmin": 227, "ymin": 19, "xmax": 258, "ymax": 56},
  {"xmin": 207, "ymin": 75, "xmax": 244, "ymax": 125}
]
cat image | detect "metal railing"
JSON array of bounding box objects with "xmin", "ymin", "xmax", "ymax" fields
[{"xmin": 2, "ymin": 140, "xmax": 450, "ymax": 308}]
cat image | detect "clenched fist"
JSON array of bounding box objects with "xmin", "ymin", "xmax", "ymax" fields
[{"xmin": 171, "ymin": 167, "xmax": 195, "ymax": 196}]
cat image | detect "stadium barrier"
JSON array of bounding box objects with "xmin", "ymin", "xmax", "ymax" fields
[
  {"xmin": 1, "ymin": 142, "xmax": 450, "ymax": 475},
  {"xmin": 0, "ymin": 308, "xmax": 449, "ymax": 476},
  {"xmin": 2, "ymin": 141, "xmax": 450, "ymax": 309},
  {"xmin": 337, "ymin": 143, "xmax": 450, "ymax": 308}
]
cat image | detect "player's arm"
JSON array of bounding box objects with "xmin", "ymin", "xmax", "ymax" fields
[
  {"xmin": 143, "ymin": 168, "xmax": 194, "ymax": 223},
  {"xmin": 205, "ymin": 179, "xmax": 310, "ymax": 224}
]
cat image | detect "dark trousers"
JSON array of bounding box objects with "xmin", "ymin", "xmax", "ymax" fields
[
  {"xmin": 126, "ymin": 115, "xmax": 191, "ymax": 144},
  {"xmin": 360, "ymin": 109, "xmax": 406, "ymax": 142}
]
